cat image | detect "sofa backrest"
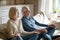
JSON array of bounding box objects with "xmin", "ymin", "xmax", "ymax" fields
[
  {"xmin": 0, "ymin": 23, "xmax": 7, "ymax": 34},
  {"xmin": 0, "ymin": 5, "xmax": 34, "ymax": 24}
]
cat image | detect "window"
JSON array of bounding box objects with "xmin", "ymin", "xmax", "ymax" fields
[
  {"xmin": 53, "ymin": 0, "xmax": 60, "ymax": 22},
  {"xmin": 53, "ymin": 0, "xmax": 60, "ymax": 12}
]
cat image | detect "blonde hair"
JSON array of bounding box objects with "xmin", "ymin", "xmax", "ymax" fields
[
  {"xmin": 22, "ymin": 6, "xmax": 30, "ymax": 13},
  {"xmin": 9, "ymin": 7, "xmax": 19, "ymax": 19}
]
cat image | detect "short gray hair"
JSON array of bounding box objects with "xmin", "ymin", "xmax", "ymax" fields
[{"xmin": 21, "ymin": 6, "xmax": 30, "ymax": 13}]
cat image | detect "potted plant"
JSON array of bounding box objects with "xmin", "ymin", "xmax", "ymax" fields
[{"xmin": 56, "ymin": 8, "xmax": 60, "ymax": 18}]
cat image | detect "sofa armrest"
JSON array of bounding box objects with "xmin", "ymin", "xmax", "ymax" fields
[
  {"xmin": 0, "ymin": 33, "xmax": 7, "ymax": 40},
  {"xmin": 0, "ymin": 23, "xmax": 7, "ymax": 40},
  {"xmin": 53, "ymin": 30, "xmax": 60, "ymax": 39}
]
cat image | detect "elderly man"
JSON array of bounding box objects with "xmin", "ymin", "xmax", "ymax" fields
[{"xmin": 21, "ymin": 6, "xmax": 55, "ymax": 40}]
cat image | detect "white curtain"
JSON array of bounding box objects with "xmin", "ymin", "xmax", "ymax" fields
[
  {"xmin": 39, "ymin": 0, "xmax": 53, "ymax": 16},
  {"xmin": 38, "ymin": 0, "xmax": 53, "ymax": 24}
]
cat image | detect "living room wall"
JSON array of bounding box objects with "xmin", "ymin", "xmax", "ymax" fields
[{"xmin": 6, "ymin": 0, "xmax": 41, "ymax": 15}]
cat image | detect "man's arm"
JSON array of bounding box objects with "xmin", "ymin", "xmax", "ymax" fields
[
  {"xmin": 32, "ymin": 17, "xmax": 49, "ymax": 27},
  {"xmin": 35, "ymin": 20, "xmax": 49, "ymax": 27}
]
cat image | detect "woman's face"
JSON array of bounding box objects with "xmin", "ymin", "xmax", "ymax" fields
[{"xmin": 12, "ymin": 11, "xmax": 19, "ymax": 21}]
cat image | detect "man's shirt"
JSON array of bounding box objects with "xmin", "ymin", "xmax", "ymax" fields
[{"xmin": 21, "ymin": 16, "xmax": 49, "ymax": 31}]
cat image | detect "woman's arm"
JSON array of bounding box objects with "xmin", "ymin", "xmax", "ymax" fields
[{"xmin": 6, "ymin": 20, "xmax": 15, "ymax": 38}]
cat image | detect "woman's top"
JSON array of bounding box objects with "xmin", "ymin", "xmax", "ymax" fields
[{"xmin": 6, "ymin": 18, "xmax": 33, "ymax": 39}]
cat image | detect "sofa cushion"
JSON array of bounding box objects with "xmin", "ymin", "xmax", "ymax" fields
[{"xmin": 0, "ymin": 23, "xmax": 7, "ymax": 40}]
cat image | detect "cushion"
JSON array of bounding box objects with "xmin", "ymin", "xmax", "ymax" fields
[{"xmin": 0, "ymin": 23, "xmax": 7, "ymax": 40}]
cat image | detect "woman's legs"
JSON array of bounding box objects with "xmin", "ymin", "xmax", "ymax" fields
[
  {"xmin": 8, "ymin": 36, "xmax": 23, "ymax": 40},
  {"xmin": 20, "ymin": 36, "xmax": 23, "ymax": 40}
]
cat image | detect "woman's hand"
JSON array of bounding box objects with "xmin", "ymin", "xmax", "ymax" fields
[
  {"xmin": 32, "ymin": 30, "xmax": 40, "ymax": 34},
  {"xmin": 15, "ymin": 33, "xmax": 20, "ymax": 37},
  {"xmin": 38, "ymin": 29, "xmax": 48, "ymax": 33}
]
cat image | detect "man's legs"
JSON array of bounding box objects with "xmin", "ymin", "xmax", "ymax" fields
[
  {"xmin": 22, "ymin": 34, "xmax": 39, "ymax": 40},
  {"xmin": 38, "ymin": 33, "xmax": 52, "ymax": 40},
  {"xmin": 42, "ymin": 33, "xmax": 52, "ymax": 40},
  {"xmin": 46, "ymin": 27, "xmax": 55, "ymax": 37}
]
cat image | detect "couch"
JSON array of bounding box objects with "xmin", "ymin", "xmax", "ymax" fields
[{"xmin": 0, "ymin": 13, "xmax": 60, "ymax": 40}]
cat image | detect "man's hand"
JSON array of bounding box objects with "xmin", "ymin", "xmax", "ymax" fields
[{"xmin": 49, "ymin": 24, "xmax": 56, "ymax": 28}]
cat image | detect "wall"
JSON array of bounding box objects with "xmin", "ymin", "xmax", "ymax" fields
[
  {"xmin": 0, "ymin": 0, "xmax": 6, "ymax": 6},
  {"xmin": 6, "ymin": 0, "xmax": 14, "ymax": 5},
  {"xmin": 25, "ymin": 0, "xmax": 39, "ymax": 15},
  {"xmin": 0, "ymin": 0, "xmax": 42, "ymax": 15},
  {"xmin": 6, "ymin": 0, "xmax": 40, "ymax": 15}
]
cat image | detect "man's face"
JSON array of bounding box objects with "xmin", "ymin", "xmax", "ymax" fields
[{"xmin": 23, "ymin": 8, "xmax": 30, "ymax": 17}]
